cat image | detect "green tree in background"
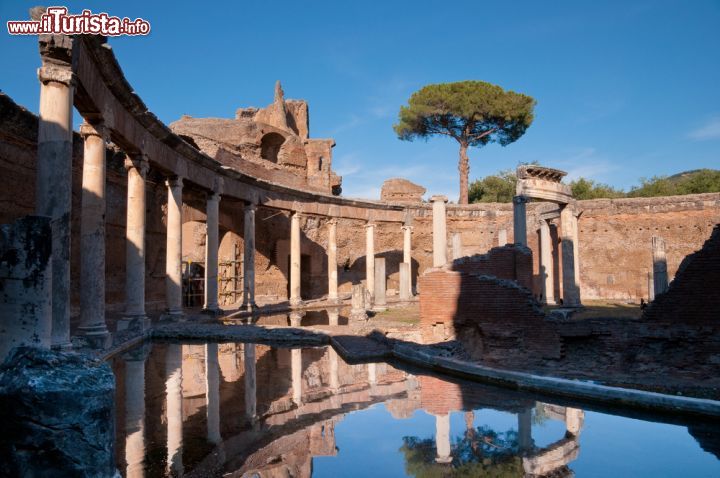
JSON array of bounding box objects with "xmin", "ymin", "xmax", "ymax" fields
[
  {"xmin": 394, "ymin": 81, "xmax": 536, "ymax": 204},
  {"xmin": 468, "ymin": 167, "xmax": 720, "ymax": 202},
  {"xmin": 569, "ymin": 178, "xmax": 624, "ymax": 200}
]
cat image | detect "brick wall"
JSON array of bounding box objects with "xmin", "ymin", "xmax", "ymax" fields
[
  {"xmin": 643, "ymin": 225, "xmax": 720, "ymax": 324},
  {"xmin": 450, "ymin": 245, "xmax": 533, "ymax": 290}
]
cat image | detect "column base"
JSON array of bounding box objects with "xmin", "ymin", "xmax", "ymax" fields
[
  {"xmin": 117, "ymin": 315, "xmax": 150, "ymax": 334},
  {"xmin": 51, "ymin": 341, "xmax": 73, "ymax": 352},
  {"xmin": 372, "ymin": 304, "xmax": 388, "ymax": 312},
  {"xmin": 289, "ymin": 298, "xmax": 303, "ymax": 307},
  {"xmin": 350, "ymin": 309, "xmax": 368, "ymax": 322},
  {"xmin": 201, "ymin": 307, "xmax": 222, "ymax": 316},
  {"xmin": 241, "ymin": 301, "xmax": 258, "ymax": 312},
  {"xmin": 161, "ymin": 310, "xmax": 184, "ymax": 322},
  {"xmin": 326, "ymin": 296, "xmax": 341, "ymax": 305},
  {"xmin": 75, "ymin": 324, "xmax": 113, "ymax": 349},
  {"xmin": 435, "ymin": 456, "xmax": 453, "ymax": 465}
]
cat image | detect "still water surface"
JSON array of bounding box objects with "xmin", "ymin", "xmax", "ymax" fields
[{"xmin": 111, "ymin": 342, "xmax": 720, "ymax": 477}]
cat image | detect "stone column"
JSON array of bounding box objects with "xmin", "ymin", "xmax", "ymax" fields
[
  {"xmin": 123, "ymin": 155, "xmax": 149, "ymax": 330},
  {"xmin": 165, "ymin": 177, "xmax": 184, "ymax": 317},
  {"xmin": 518, "ymin": 407, "xmax": 533, "ymax": 453},
  {"xmin": 648, "ymin": 269, "xmax": 655, "ymax": 301},
  {"xmin": 36, "ymin": 64, "xmax": 75, "ymax": 349},
  {"xmin": 78, "ymin": 121, "xmax": 110, "ymax": 346},
  {"xmin": 451, "ymin": 232, "xmax": 462, "ymax": 260},
  {"xmin": 539, "ymin": 219, "xmax": 555, "ymax": 305},
  {"xmin": 166, "ymin": 344, "xmax": 183, "ymax": 476},
  {"xmin": 327, "ymin": 219, "xmax": 338, "ymax": 303},
  {"xmin": 124, "ymin": 348, "xmax": 147, "ymax": 478},
  {"xmin": 289, "ymin": 311, "xmax": 304, "ymax": 327},
  {"xmin": 290, "ymin": 212, "xmax": 302, "ymax": 306},
  {"xmin": 402, "ymin": 225, "xmax": 413, "ymax": 295},
  {"xmin": 203, "ymin": 192, "xmax": 221, "ymax": 314},
  {"xmin": 242, "ymin": 203, "xmax": 257, "ymax": 310},
  {"xmin": 513, "ymin": 196, "xmax": 528, "ymax": 246},
  {"xmin": 365, "ymin": 223, "xmax": 375, "ymax": 303},
  {"xmin": 373, "ymin": 257, "xmax": 387, "ymax": 310},
  {"xmin": 498, "ymin": 228, "xmax": 508, "ymax": 246},
  {"xmin": 435, "ymin": 413, "xmax": 452, "ymax": 464},
  {"xmin": 431, "ymin": 195, "xmax": 448, "ymax": 267},
  {"xmin": 244, "ymin": 343, "xmax": 257, "ymax": 422},
  {"xmin": 652, "ymin": 236, "xmax": 669, "ymax": 296},
  {"xmin": 205, "ymin": 343, "xmax": 221, "ymax": 444},
  {"xmin": 399, "ymin": 263, "xmax": 411, "ymax": 301},
  {"xmin": 560, "ymin": 205, "xmax": 581, "ymax": 306},
  {"xmin": 291, "ymin": 348, "xmax": 302, "ymax": 405},
  {"xmin": 328, "ymin": 309, "xmax": 339, "ymax": 326},
  {"xmin": 350, "ymin": 283, "xmax": 367, "ymax": 321}
]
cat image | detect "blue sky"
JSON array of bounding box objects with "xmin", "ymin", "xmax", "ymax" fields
[{"xmin": 2, "ymin": 0, "xmax": 719, "ymax": 201}]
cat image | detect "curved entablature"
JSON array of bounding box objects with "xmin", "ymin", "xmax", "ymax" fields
[
  {"xmin": 516, "ymin": 164, "xmax": 574, "ymax": 204},
  {"xmin": 69, "ymin": 34, "xmax": 404, "ymax": 222}
]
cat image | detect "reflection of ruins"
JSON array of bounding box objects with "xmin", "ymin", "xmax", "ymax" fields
[{"xmin": 112, "ymin": 343, "xmax": 585, "ymax": 477}]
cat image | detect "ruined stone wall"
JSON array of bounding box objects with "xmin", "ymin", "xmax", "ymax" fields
[{"xmin": 450, "ymin": 245, "xmax": 533, "ymax": 290}]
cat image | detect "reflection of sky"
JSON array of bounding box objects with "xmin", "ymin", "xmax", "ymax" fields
[{"xmin": 312, "ymin": 405, "xmax": 720, "ymax": 477}]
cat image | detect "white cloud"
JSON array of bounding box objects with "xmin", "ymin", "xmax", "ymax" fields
[{"xmin": 687, "ymin": 118, "xmax": 720, "ymax": 141}]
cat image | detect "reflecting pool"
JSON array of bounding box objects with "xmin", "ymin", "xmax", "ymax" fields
[{"xmin": 111, "ymin": 342, "xmax": 720, "ymax": 477}]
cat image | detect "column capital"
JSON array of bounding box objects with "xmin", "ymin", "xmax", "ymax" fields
[
  {"xmin": 165, "ymin": 176, "xmax": 184, "ymax": 189},
  {"xmin": 364, "ymin": 222, "xmax": 376, "ymax": 229},
  {"xmin": 430, "ymin": 195, "xmax": 448, "ymax": 203},
  {"xmin": 327, "ymin": 217, "xmax": 338, "ymax": 226},
  {"xmin": 401, "ymin": 225, "xmax": 413, "ymax": 232},
  {"xmin": 513, "ymin": 195, "xmax": 529, "ymax": 205},
  {"xmin": 211, "ymin": 177, "xmax": 224, "ymax": 196},
  {"xmin": 37, "ymin": 65, "xmax": 75, "ymax": 87},
  {"xmin": 79, "ymin": 121, "xmax": 106, "ymax": 140},
  {"xmin": 207, "ymin": 191, "xmax": 221, "ymax": 203},
  {"xmin": 244, "ymin": 202, "xmax": 257, "ymax": 212},
  {"xmin": 124, "ymin": 153, "xmax": 150, "ymax": 176}
]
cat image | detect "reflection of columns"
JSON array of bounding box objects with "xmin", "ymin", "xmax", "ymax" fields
[
  {"xmin": 327, "ymin": 219, "xmax": 338, "ymax": 302},
  {"xmin": 78, "ymin": 121, "xmax": 110, "ymax": 344},
  {"xmin": 367, "ymin": 362, "xmax": 377, "ymax": 386},
  {"xmin": 244, "ymin": 343, "xmax": 257, "ymax": 421},
  {"xmin": 203, "ymin": 192, "xmax": 221, "ymax": 313},
  {"xmin": 289, "ymin": 311, "xmax": 304, "ymax": 327},
  {"xmin": 124, "ymin": 155, "xmax": 149, "ymax": 325},
  {"xmin": 539, "ymin": 220, "xmax": 555, "ymax": 305},
  {"xmin": 328, "ymin": 309, "xmax": 339, "ymax": 326},
  {"xmin": 518, "ymin": 408, "xmax": 533, "ymax": 453},
  {"xmin": 402, "ymin": 225, "xmax": 413, "ymax": 296},
  {"xmin": 435, "ymin": 413, "xmax": 452, "ymax": 464},
  {"xmin": 365, "ymin": 223, "xmax": 375, "ymax": 303},
  {"xmin": 329, "ymin": 347, "xmax": 339, "ymax": 391},
  {"xmin": 165, "ymin": 344, "xmax": 184, "ymax": 476},
  {"xmin": 291, "ymin": 348, "xmax": 302, "ymax": 405},
  {"xmin": 560, "ymin": 205, "xmax": 581, "ymax": 306},
  {"xmin": 165, "ymin": 177, "xmax": 184, "ymax": 316},
  {"xmin": 290, "ymin": 212, "xmax": 302, "ymax": 306},
  {"xmin": 513, "ymin": 196, "xmax": 528, "ymax": 246},
  {"xmin": 36, "ymin": 64, "xmax": 74, "ymax": 349},
  {"xmin": 124, "ymin": 352, "xmax": 147, "ymax": 478},
  {"xmin": 242, "ymin": 203, "xmax": 257, "ymax": 310},
  {"xmin": 565, "ymin": 407, "xmax": 584, "ymax": 436},
  {"xmin": 652, "ymin": 236, "xmax": 668, "ymax": 296},
  {"xmin": 205, "ymin": 343, "xmax": 221, "ymax": 444},
  {"xmin": 431, "ymin": 195, "xmax": 448, "ymax": 267}
]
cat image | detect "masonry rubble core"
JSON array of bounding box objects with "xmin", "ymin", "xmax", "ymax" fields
[{"xmin": 0, "ymin": 32, "xmax": 718, "ymax": 359}]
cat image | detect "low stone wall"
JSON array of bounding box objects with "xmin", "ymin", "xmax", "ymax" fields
[{"xmin": 450, "ymin": 245, "xmax": 533, "ymax": 290}]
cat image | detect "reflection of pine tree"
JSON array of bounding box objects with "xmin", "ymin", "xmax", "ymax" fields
[{"xmin": 400, "ymin": 427, "xmax": 523, "ymax": 478}]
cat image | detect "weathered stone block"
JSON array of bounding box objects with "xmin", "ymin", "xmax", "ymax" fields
[{"xmin": 0, "ymin": 347, "xmax": 116, "ymax": 477}]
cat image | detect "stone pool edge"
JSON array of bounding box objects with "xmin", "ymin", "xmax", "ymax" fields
[{"xmin": 99, "ymin": 322, "xmax": 720, "ymax": 419}]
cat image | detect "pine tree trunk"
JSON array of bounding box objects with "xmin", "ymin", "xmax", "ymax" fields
[{"xmin": 458, "ymin": 142, "xmax": 470, "ymax": 204}]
